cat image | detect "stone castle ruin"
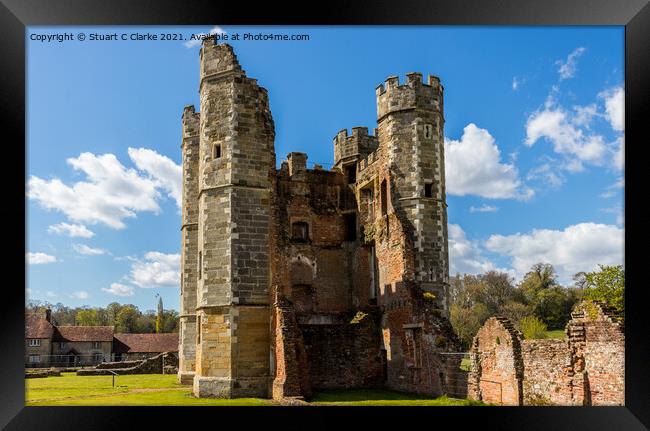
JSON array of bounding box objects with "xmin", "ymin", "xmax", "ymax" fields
[
  {"xmin": 468, "ymin": 301, "xmax": 624, "ymax": 406},
  {"xmin": 177, "ymin": 40, "xmax": 466, "ymax": 399}
]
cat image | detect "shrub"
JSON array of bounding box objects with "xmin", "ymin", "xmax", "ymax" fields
[
  {"xmin": 423, "ymin": 292, "xmax": 436, "ymax": 301},
  {"xmin": 519, "ymin": 316, "xmax": 547, "ymax": 339}
]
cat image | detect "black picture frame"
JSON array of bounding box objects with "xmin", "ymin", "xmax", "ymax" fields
[{"xmin": 3, "ymin": 0, "xmax": 648, "ymax": 429}]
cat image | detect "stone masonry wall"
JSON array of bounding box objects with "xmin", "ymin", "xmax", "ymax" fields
[
  {"xmin": 178, "ymin": 104, "xmax": 200, "ymax": 384},
  {"xmin": 521, "ymin": 339, "xmax": 573, "ymax": 405},
  {"xmin": 469, "ymin": 301, "xmax": 624, "ymax": 406}
]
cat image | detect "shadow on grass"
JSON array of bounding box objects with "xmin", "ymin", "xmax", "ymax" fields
[{"xmin": 310, "ymin": 389, "xmax": 485, "ymax": 406}]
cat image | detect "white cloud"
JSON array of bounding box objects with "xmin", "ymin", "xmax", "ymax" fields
[
  {"xmin": 556, "ymin": 47, "xmax": 586, "ymax": 80},
  {"xmin": 184, "ymin": 26, "xmax": 226, "ymax": 48},
  {"xmin": 48, "ymin": 222, "xmax": 94, "ymax": 238},
  {"xmin": 69, "ymin": 291, "xmax": 89, "ymax": 300},
  {"xmin": 73, "ymin": 243, "xmax": 108, "ymax": 256},
  {"xmin": 445, "ymin": 124, "xmax": 532, "ymax": 200},
  {"xmin": 46, "ymin": 291, "xmax": 57, "ymax": 298},
  {"xmin": 571, "ymin": 104, "xmax": 598, "ymax": 128},
  {"xmin": 512, "ymin": 77, "xmax": 519, "ymax": 91},
  {"xmin": 129, "ymin": 251, "xmax": 180, "ymax": 288},
  {"xmin": 128, "ymin": 148, "xmax": 182, "ymax": 207},
  {"xmin": 469, "ymin": 204, "xmax": 498, "ymax": 213},
  {"xmin": 102, "ymin": 283, "xmax": 135, "ymax": 297},
  {"xmin": 525, "ymin": 107, "xmax": 608, "ymax": 171},
  {"xmin": 599, "ymin": 86, "xmax": 624, "ymax": 131},
  {"xmin": 526, "ymin": 162, "xmax": 565, "ymax": 188},
  {"xmin": 28, "ymin": 149, "xmax": 181, "ymax": 230},
  {"xmin": 27, "ymin": 252, "xmax": 57, "ymax": 265},
  {"xmin": 600, "ymin": 177, "xmax": 624, "ymax": 198},
  {"xmin": 448, "ymin": 224, "xmax": 502, "ymax": 276},
  {"xmin": 613, "ymin": 136, "xmax": 624, "ymax": 172},
  {"xmin": 484, "ymin": 222, "xmax": 623, "ymax": 284}
]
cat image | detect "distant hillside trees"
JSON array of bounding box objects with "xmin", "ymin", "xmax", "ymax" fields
[{"xmin": 25, "ymin": 301, "xmax": 179, "ymax": 333}]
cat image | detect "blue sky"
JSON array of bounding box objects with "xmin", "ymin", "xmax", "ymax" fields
[{"xmin": 26, "ymin": 26, "xmax": 624, "ymax": 312}]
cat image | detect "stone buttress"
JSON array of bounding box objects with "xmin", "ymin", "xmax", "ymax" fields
[{"xmin": 178, "ymin": 104, "xmax": 200, "ymax": 384}]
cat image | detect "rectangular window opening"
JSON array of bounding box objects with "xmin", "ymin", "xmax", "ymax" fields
[
  {"xmin": 380, "ymin": 179, "xmax": 388, "ymax": 216},
  {"xmin": 344, "ymin": 213, "xmax": 357, "ymax": 241},
  {"xmin": 346, "ymin": 164, "xmax": 357, "ymax": 183},
  {"xmin": 291, "ymin": 221, "xmax": 309, "ymax": 242},
  {"xmin": 198, "ymin": 251, "xmax": 202, "ymax": 279},
  {"xmin": 213, "ymin": 144, "xmax": 222, "ymax": 159},
  {"xmin": 424, "ymin": 182, "xmax": 433, "ymax": 198}
]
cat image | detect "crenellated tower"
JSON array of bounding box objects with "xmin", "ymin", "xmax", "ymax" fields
[
  {"xmin": 193, "ymin": 40, "xmax": 275, "ymax": 398},
  {"xmin": 178, "ymin": 104, "xmax": 200, "ymax": 384},
  {"xmin": 375, "ymin": 72, "xmax": 449, "ymax": 310}
]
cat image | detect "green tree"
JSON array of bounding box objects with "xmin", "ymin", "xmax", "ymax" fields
[
  {"xmin": 156, "ymin": 296, "xmax": 164, "ymax": 333},
  {"xmin": 450, "ymin": 302, "xmax": 490, "ymax": 349},
  {"xmin": 162, "ymin": 310, "xmax": 180, "ymax": 333},
  {"xmin": 75, "ymin": 308, "xmax": 100, "ymax": 326},
  {"xmin": 533, "ymin": 286, "xmax": 574, "ymax": 329},
  {"xmin": 519, "ymin": 316, "xmax": 547, "ymax": 339},
  {"xmin": 519, "ymin": 263, "xmax": 558, "ymax": 302},
  {"xmin": 500, "ymin": 301, "xmax": 532, "ymax": 327},
  {"xmin": 115, "ymin": 305, "xmax": 140, "ymax": 333},
  {"xmin": 476, "ymin": 271, "xmax": 516, "ymax": 315},
  {"xmin": 582, "ymin": 265, "xmax": 624, "ymax": 313}
]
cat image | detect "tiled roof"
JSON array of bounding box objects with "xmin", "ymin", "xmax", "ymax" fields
[
  {"xmin": 25, "ymin": 313, "xmax": 55, "ymax": 338},
  {"xmin": 113, "ymin": 333, "xmax": 179, "ymax": 354},
  {"xmin": 53, "ymin": 325, "xmax": 115, "ymax": 342}
]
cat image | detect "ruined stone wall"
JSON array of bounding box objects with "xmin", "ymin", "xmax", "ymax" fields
[
  {"xmin": 301, "ymin": 311, "xmax": 384, "ymax": 390},
  {"xmin": 183, "ymin": 43, "xmax": 460, "ymax": 400},
  {"xmin": 468, "ymin": 316, "xmax": 524, "ymax": 405},
  {"xmin": 571, "ymin": 301, "xmax": 625, "ymax": 406},
  {"xmin": 469, "ymin": 302, "xmax": 624, "ymax": 406},
  {"xmin": 521, "ymin": 339, "xmax": 574, "ymax": 405}
]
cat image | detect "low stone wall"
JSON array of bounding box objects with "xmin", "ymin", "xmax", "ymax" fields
[
  {"xmin": 77, "ymin": 352, "xmax": 178, "ymax": 376},
  {"xmin": 521, "ymin": 339, "xmax": 573, "ymax": 405},
  {"xmin": 468, "ymin": 301, "xmax": 624, "ymax": 406},
  {"xmin": 25, "ymin": 369, "xmax": 61, "ymax": 378},
  {"xmin": 95, "ymin": 360, "xmax": 142, "ymax": 369}
]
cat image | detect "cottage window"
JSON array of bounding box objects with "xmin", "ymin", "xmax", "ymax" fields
[
  {"xmin": 28, "ymin": 355, "xmax": 40, "ymax": 363},
  {"xmin": 213, "ymin": 144, "xmax": 221, "ymax": 159},
  {"xmin": 92, "ymin": 341, "xmax": 101, "ymax": 349},
  {"xmin": 291, "ymin": 221, "xmax": 309, "ymax": 242},
  {"xmin": 93, "ymin": 353, "xmax": 104, "ymax": 362},
  {"xmin": 59, "ymin": 342, "xmax": 66, "ymax": 349},
  {"xmin": 28, "ymin": 339, "xmax": 41, "ymax": 347}
]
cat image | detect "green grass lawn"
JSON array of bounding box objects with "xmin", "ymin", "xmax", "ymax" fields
[
  {"xmin": 544, "ymin": 329, "xmax": 566, "ymax": 339},
  {"xmin": 26, "ymin": 373, "xmax": 480, "ymax": 406},
  {"xmin": 311, "ymin": 389, "xmax": 484, "ymax": 406}
]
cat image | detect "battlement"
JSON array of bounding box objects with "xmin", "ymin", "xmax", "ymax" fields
[
  {"xmin": 376, "ymin": 73, "xmax": 443, "ymax": 121},
  {"xmin": 357, "ymin": 148, "xmax": 381, "ymax": 174},
  {"xmin": 182, "ymin": 105, "xmax": 200, "ymax": 142},
  {"xmin": 333, "ymin": 127, "xmax": 379, "ymax": 166},
  {"xmin": 200, "ymin": 42, "xmax": 244, "ymax": 80}
]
